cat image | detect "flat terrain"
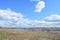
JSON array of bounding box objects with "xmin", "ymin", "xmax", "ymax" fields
[
  {"xmin": 24, "ymin": 27, "xmax": 60, "ymax": 31},
  {"xmin": 0, "ymin": 28, "xmax": 60, "ymax": 40}
]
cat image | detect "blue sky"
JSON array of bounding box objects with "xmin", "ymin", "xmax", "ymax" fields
[{"xmin": 0, "ymin": 0, "xmax": 60, "ymax": 28}]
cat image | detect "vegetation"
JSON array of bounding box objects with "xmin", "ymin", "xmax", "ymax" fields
[
  {"xmin": 0, "ymin": 28, "xmax": 60, "ymax": 40},
  {"xmin": 24, "ymin": 27, "xmax": 60, "ymax": 31}
]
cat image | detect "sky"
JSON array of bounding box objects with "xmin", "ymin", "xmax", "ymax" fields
[{"xmin": 0, "ymin": 0, "xmax": 60, "ymax": 28}]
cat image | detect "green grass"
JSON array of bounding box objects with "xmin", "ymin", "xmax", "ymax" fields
[
  {"xmin": 0, "ymin": 31, "xmax": 7, "ymax": 40},
  {"xmin": 0, "ymin": 28, "xmax": 60, "ymax": 40}
]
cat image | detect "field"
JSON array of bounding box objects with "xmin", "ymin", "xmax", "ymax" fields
[{"xmin": 0, "ymin": 28, "xmax": 60, "ymax": 40}]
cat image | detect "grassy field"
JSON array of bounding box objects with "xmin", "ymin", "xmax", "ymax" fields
[{"xmin": 0, "ymin": 28, "xmax": 60, "ymax": 40}]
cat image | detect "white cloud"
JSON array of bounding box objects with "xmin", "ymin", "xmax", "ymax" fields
[
  {"xmin": 0, "ymin": 8, "xmax": 43, "ymax": 28},
  {"xmin": 0, "ymin": 9, "xmax": 25, "ymax": 28},
  {"xmin": 35, "ymin": 1, "xmax": 45, "ymax": 13},
  {"xmin": 44, "ymin": 14, "xmax": 60, "ymax": 27},
  {"xmin": 0, "ymin": 8, "xmax": 60, "ymax": 28},
  {"xmin": 45, "ymin": 14, "xmax": 60, "ymax": 22},
  {"xmin": 0, "ymin": 20, "xmax": 4, "ymax": 27}
]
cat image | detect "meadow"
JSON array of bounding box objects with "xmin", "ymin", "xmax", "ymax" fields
[{"xmin": 0, "ymin": 28, "xmax": 60, "ymax": 40}]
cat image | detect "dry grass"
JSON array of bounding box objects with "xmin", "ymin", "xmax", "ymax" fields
[{"xmin": 0, "ymin": 28, "xmax": 60, "ymax": 40}]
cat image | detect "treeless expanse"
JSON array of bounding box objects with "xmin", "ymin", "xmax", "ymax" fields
[
  {"xmin": 0, "ymin": 28, "xmax": 60, "ymax": 40},
  {"xmin": 25, "ymin": 27, "xmax": 60, "ymax": 31}
]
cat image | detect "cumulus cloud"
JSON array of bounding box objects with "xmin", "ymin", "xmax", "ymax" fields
[
  {"xmin": 35, "ymin": 1, "xmax": 45, "ymax": 13},
  {"xmin": 45, "ymin": 14, "xmax": 60, "ymax": 22},
  {"xmin": 0, "ymin": 8, "xmax": 24, "ymax": 28},
  {"xmin": 44, "ymin": 14, "xmax": 60, "ymax": 27},
  {"xmin": 0, "ymin": 8, "xmax": 60, "ymax": 28},
  {"xmin": 0, "ymin": 8, "xmax": 43, "ymax": 28}
]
